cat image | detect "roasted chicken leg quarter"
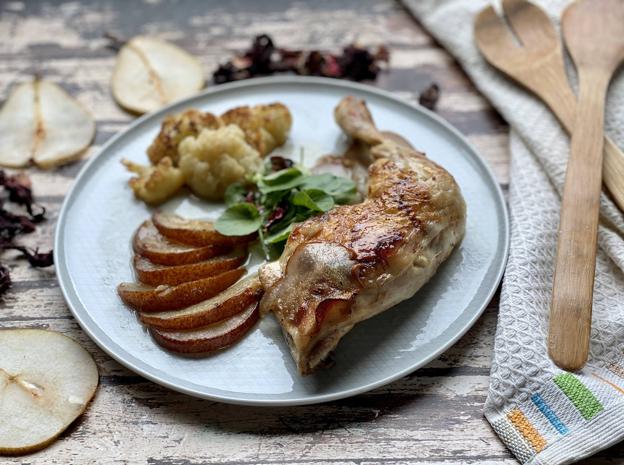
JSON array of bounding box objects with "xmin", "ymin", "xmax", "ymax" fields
[{"xmin": 259, "ymin": 96, "xmax": 467, "ymax": 374}]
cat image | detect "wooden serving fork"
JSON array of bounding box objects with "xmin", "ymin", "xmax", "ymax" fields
[{"xmin": 474, "ymin": 0, "xmax": 624, "ymax": 213}]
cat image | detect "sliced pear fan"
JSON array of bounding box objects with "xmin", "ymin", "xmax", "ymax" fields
[
  {"xmin": 0, "ymin": 79, "xmax": 95, "ymax": 169},
  {"xmin": 112, "ymin": 36, "xmax": 205, "ymax": 114},
  {"xmin": 0, "ymin": 329, "xmax": 98, "ymax": 455}
]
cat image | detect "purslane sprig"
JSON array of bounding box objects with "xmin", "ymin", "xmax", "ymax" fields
[{"xmin": 215, "ymin": 156, "xmax": 359, "ymax": 259}]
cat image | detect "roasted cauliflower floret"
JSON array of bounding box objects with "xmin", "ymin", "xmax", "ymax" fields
[
  {"xmin": 178, "ymin": 124, "xmax": 262, "ymax": 200},
  {"xmin": 220, "ymin": 103, "xmax": 292, "ymax": 156},
  {"xmin": 122, "ymin": 157, "xmax": 185, "ymax": 205},
  {"xmin": 147, "ymin": 109, "xmax": 222, "ymax": 165},
  {"xmin": 128, "ymin": 103, "xmax": 292, "ymax": 204}
]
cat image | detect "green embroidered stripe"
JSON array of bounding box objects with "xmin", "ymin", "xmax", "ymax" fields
[{"xmin": 554, "ymin": 373, "xmax": 604, "ymax": 420}]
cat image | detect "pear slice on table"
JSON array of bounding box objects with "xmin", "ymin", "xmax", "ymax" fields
[
  {"xmin": 140, "ymin": 275, "xmax": 263, "ymax": 330},
  {"xmin": 112, "ymin": 36, "xmax": 204, "ymax": 114},
  {"xmin": 133, "ymin": 253, "xmax": 246, "ymax": 287},
  {"xmin": 0, "ymin": 329, "xmax": 98, "ymax": 455},
  {"xmin": 118, "ymin": 267, "xmax": 246, "ymax": 312},
  {"xmin": 152, "ymin": 211, "xmax": 254, "ymax": 247},
  {"xmin": 0, "ymin": 79, "xmax": 95, "ymax": 169},
  {"xmin": 150, "ymin": 301, "xmax": 259, "ymax": 354},
  {"xmin": 133, "ymin": 220, "xmax": 232, "ymax": 265}
]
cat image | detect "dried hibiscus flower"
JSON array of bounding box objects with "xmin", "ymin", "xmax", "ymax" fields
[
  {"xmin": 0, "ymin": 264, "xmax": 10, "ymax": 295},
  {"xmin": 419, "ymin": 83, "xmax": 440, "ymax": 111},
  {"xmin": 0, "ymin": 170, "xmax": 53, "ymax": 297},
  {"xmin": 0, "ymin": 171, "xmax": 46, "ymax": 221},
  {"xmin": 213, "ymin": 34, "xmax": 389, "ymax": 84},
  {"xmin": 2, "ymin": 244, "xmax": 54, "ymax": 268},
  {"xmin": 268, "ymin": 155, "xmax": 295, "ymax": 172}
]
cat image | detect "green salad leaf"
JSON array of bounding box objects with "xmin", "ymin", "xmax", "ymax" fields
[
  {"xmin": 224, "ymin": 183, "xmax": 248, "ymax": 207},
  {"xmin": 291, "ymin": 189, "xmax": 334, "ymax": 212},
  {"xmin": 264, "ymin": 223, "xmax": 294, "ymax": 244},
  {"xmin": 215, "ymin": 203, "xmax": 262, "ymax": 236},
  {"xmin": 257, "ymin": 167, "xmax": 307, "ymax": 193},
  {"xmin": 216, "ymin": 156, "xmax": 359, "ymax": 257},
  {"xmin": 302, "ymin": 173, "xmax": 359, "ymax": 204}
]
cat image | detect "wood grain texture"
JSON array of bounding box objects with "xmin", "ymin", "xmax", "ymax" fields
[
  {"xmin": 549, "ymin": 0, "xmax": 624, "ymax": 372},
  {"xmin": 474, "ymin": 0, "xmax": 624, "ymax": 214},
  {"xmin": 0, "ymin": 0, "xmax": 620, "ymax": 463}
]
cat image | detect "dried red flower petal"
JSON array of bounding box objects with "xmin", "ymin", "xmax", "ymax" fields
[
  {"xmin": 0, "ymin": 169, "xmax": 53, "ymax": 296},
  {"xmin": 265, "ymin": 206, "xmax": 286, "ymax": 230},
  {"xmin": 339, "ymin": 45, "xmax": 380, "ymax": 81},
  {"xmin": 419, "ymin": 83, "xmax": 440, "ymax": 111},
  {"xmin": 2, "ymin": 245, "xmax": 54, "ymax": 268},
  {"xmin": 269, "ymin": 155, "xmax": 295, "ymax": 172},
  {"xmin": 244, "ymin": 190, "xmax": 256, "ymax": 204},
  {"xmin": 0, "ymin": 264, "xmax": 10, "ymax": 296},
  {"xmin": 246, "ymin": 34, "xmax": 275, "ymax": 75},
  {"xmin": 0, "ymin": 207, "xmax": 36, "ymax": 240},
  {"xmin": 212, "ymin": 34, "xmax": 389, "ymax": 84},
  {"xmin": 0, "ymin": 170, "xmax": 46, "ymax": 221},
  {"xmin": 303, "ymin": 51, "xmax": 325, "ymax": 76}
]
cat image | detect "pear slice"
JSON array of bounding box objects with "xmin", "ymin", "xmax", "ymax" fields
[
  {"xmin": 112, "ymin": 36, "xmax": 204, "ymax": 114},
  {"xmin": 133, "ymin": 220, "xmax": 231, "ymax": 265},
  {"xmin": 152, "ymin": 211, "xmax": 254, "ymax": 247},
  {"xmin": 150, "ymin": 301, "xmax": 259, "ymax": 354},
  {"xmin": 118, "ymin": 266, "xmax": 246, "ymax": 312},
  {"xmin": 133, "ymin": 254, "xmax": 246, "ymax": 286},
  {"xmin": 140, "ymin": 275, "xmax": 262, "ymax": 330},
  {"xmin": 0, "ymin": 79, "xmax": 95, "ymax": 169},
  {"xmin": 0, "ymin": 329, "xmax": 98, "ymax": 455}
]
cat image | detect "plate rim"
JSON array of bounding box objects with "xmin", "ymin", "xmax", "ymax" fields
[{"xmin": 54, "ymin": 75, "xmax": 509, "ymax": 406}]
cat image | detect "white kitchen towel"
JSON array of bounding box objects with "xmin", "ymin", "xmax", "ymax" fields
[{"xmin": 403, "ymin": 1, "xmax": 624, "ymax": 463}]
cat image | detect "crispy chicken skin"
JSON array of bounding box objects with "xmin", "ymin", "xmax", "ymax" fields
[{"xmin": 259, "ymin": 96, "xmax": 467, "ymax": 374}]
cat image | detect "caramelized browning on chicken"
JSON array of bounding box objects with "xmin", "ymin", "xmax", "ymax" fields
[{"xmin": 259, "ymin": 96, "xmax": 466, "ymax": 374}]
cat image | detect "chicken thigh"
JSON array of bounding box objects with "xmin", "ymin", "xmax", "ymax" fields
[{"xmin": 259, "ymin": 96, "xmax": 467, "ymax": 374}]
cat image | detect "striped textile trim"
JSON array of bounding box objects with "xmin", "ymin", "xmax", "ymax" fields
[
  {"xmin": 592, "ymin": 372, "xmax": 624, "ymax": 395},
  {"xmin": 607, "ymin": 362, "xmax": 624, "ymax": 379},
  {"xmin": 530, "ymin": 393, "xmax": 568, "ymax": 435},
  {"xmin": 489, "ymin": 369, "xmax": 624, "ymax": 463},
  {"xmin": 553, "ymin": 373, "xmax": 604, "ymax": 420},
  {"xmin": 491, "ymin": 416, "xmax": 534, "ymax": 463},
  {"xmin": 507, "ymin": 408, "xmax": 547, "ymax": 452}
]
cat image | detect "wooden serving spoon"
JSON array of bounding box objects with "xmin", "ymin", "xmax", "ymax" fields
[
  {"xmin": 474, "ymin": 0, "xmax": 624, "ymax": 213},
  {"xmin": 549, "ymin": 0, "xmax": 624, "ymax": 371}
]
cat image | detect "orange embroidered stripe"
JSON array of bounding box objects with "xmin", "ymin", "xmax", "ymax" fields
[
  {"xmin": 592, "ymin": 372, "xmax": 624, "ymax": 395},
  {"xmin": 607, "ymin": 363, "xmax": 624, "ymax": 379},
  {"xmin": 507, "ymin": 408, "xmax": 547, "ymax": 453}
]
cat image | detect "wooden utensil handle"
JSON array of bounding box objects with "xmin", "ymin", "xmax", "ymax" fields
[
  {"xmin": 602, "ymin": 137, "xmax": 624, "ymax": 207},
  {"xmin": 549, "ymin": 70, "xmax": 609, "ymax": 372},
  {"xmin": 528, "ymin": 70, "xmax": 624, "ymax": 212}
]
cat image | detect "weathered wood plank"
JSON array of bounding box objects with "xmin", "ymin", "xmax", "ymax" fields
[{"xmin": 0, "ymin": 0, "xmax": 532, "ymax": 463}]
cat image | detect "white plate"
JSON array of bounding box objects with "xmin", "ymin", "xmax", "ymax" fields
[{"xmin": 55, "ymin": 76, "xmax": 508, "ymax": 406}]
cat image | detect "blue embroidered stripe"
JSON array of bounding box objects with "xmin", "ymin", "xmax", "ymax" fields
[{"xmin": 531, "ymin": 393, "xmax": 569, "ymax": 435}]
